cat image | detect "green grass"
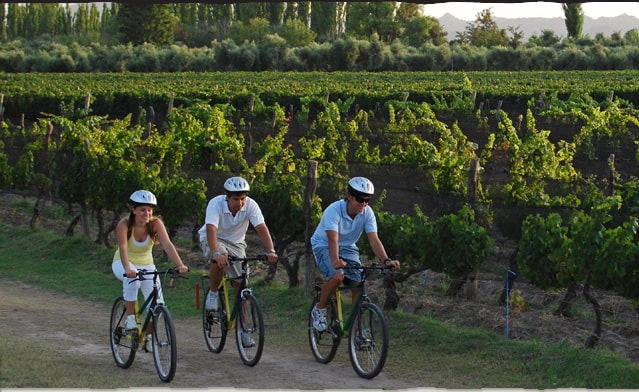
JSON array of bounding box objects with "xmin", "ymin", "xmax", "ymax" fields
[{"xmin": 1, "ymin": 219, "xmax": 638, "ymax": 388}]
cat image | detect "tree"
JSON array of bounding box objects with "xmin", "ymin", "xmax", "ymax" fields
[
  {"xmin": 116, "ymin": 4, "xmax": 177, "ymax": 45},
  {"xmin": 297, "ymin": 1, "xmax": 311, "ymax": 27},
  {"xmin": 528, "ymin": 29, "xmax": 561, "ymax": 47},
  {"xmin": 277, "ymin": 19, "xmax": 317, "ymax": 47},
  {"xmin": 0, "ymin": 3, "xmax": 5, "ymax": 40},
  {"xmin": 229, "ymin": 17, "xmax": 272, "ymax": 44},
  {"xmin": 234, "ymin": 3, "xmax": 266, "ymax": 24},
  {"xmin": 625, "ymin": 28, "xmax": 639, "ymax": 45},
  {"xmin": 562, "ymin": 3, "xmax": 584, "ymax": 39},
  {"xmin": 311, "ymin": 2, "xmax": 338, "ymax": 42},
  {"xmin": 267, "ymin": 2, "xmax": 285, "ymax": 26},
  {"xmin": 396, "ymin": 2, "xmax": 422, "ymax": 24},
  {"xmin": 345, "ymin": 2, "xmax": 399, "ymax": 44},
  {"xmin": 207, "ymin": 4, "xmax": 233, "ymax": 41},
  {"xmin": 283, "ymin": 2, "xmax": 297, "ymax": 22},
  {"xmin": 461, "ymin": 8, "xmax": 509, "ymax": 47},
  {"xmin": 5, "ymin": 4, "xmax": 22, "ymax": 39},
  {"xmin": 402, "ymin": 16, "xmax": 446, "ymax": 47}
]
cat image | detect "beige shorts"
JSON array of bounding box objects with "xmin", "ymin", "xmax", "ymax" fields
[{"xmin": 201, "ymin": 239, "xmax": 248, "ymax": 279}]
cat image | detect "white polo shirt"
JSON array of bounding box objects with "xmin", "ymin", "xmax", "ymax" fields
[{"xmin": 198, "ymin": 194, "xmax": 266, "ymax": 244}]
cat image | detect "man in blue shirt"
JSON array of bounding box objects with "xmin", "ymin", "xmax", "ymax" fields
[{"xmin": 310, "ymin": 177, "xmax": 400, "ymax": 331}]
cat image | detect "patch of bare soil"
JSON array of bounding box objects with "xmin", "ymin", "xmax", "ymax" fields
[{"xmin": 0, "ymin": 278, "xmax": 419, "ymax": 389}]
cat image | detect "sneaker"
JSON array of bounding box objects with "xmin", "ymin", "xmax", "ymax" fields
[
  {"xmin": 240, "ymin": 331, "xmax": 255, "ymax": 348},
  {"xmin": 205, "ymin": 291, "xmax": 219, "ymax": 311},
  {"xmin": 125, "ymin": 314, "xmax": 137, "ymax": 331},
  {"xmin": 312, "ymin": 305, "xmax": 327, "ymax": 332},
  {"xmin": 144, "ymin": 334, "xmax": 153, "ymax": 353}
]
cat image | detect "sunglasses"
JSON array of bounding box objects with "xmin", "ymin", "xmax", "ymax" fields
[{"xmin": 353, "ymin": 194, "xmax": 371, "ymax": 204}]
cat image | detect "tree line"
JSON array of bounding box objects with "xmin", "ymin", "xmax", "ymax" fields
[{"xmin": 1, "ymin": 2, "xmax": 639, "ymax": 72}]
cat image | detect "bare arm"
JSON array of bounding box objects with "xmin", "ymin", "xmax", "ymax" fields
[
  {"xmin": 326, "ymin": 230, "xmax": 346, "ymax": 269},
  {"xmin": 255, "ymin": 223, "xmax": 278, "ymax": 263},
  {"xmin": 153, "ymin": 219, "xmax": 188, "ymax": 274},
  {"xmin": 366, "ymin": 232, "xmax": 400, "ymax": 270},
  {"xmin": 206, "ymin": 223, "xmax": 230, "ymax": 268},
  {"xmin": 115, "ymin": 218, "xmax": 137, "ymax": 278}
]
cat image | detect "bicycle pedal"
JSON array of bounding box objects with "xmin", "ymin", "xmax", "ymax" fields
[
  {"xmin": 356, "ymin": 338, "xmax": 373, "ymax": 351},
  {"xmin": 206, "ymin": 311, "xmax": 220, "ymax": 323}
]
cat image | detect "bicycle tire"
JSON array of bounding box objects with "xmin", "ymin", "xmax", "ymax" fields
[
  {"xmin": 203, "ymin": 288, "xmax": 227, "ymax": 353},
  {"xmin": 236, "ymin": 293, "xmax": 264, "ymax": 366},
  {"xmin": 152, "ymin": 304, "xmax": 177, "ymax": 382},
  {"xmin": 109, "ymin": 296, "xmax": 137, "ymax": 369},
  {"xmin": 347, "ymin": 302, "xmax": 388, "ymax": 379},
  {"xmin": 308, "ymin": 297, "xmax": 340, "ymax": 364}
]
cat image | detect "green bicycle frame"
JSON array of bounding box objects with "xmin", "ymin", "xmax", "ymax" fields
[
  {"xmin": 219, "ymin": 276, "xmax": 248, "ymax": 331},
  {"xmin": 335, "ymin": 283, "xmax": 365, "ymax": 335},
  {"xmin": 136, "ymin": 293, "xmax": 155, "ymax": 333}
]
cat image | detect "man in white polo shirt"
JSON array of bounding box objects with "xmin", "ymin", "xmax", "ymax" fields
[{"xmin": 198, "ymin": 176, "xmax": 278, "ymax": 345}]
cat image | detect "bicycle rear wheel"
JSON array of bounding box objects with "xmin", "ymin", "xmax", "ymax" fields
[
  {"xmin": 152, "ymin": 305, "xmax": 177, "ymax": 382},
  {"xmin": 109, "ymin": 297, "xmax": 137, "ymax": 369},
  {"xmin": 203, "ymin": 288, "xmax": 227, "ymax": 353},
  {"xmin": 347, "ymin": 302, "xmax": 388, "ymax": 379},
  {"xmin": 236, "ymin": 293, "xmax": 264, "ymax": 366},
  {"xmin": 308, "ymin": 297, "xmax": 339, "ymax": 364}
]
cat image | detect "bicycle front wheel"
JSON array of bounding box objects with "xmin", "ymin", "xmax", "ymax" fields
[
  {"xmin": 203, "ymin": 288, "xmax": 227, "ymax": 353},
  {"xmin": 236, "ymin": 293, "xmax": 264, "ymax": 366},
  {"xmin": 152, "ymin": 305, "xmax": 177, "ymax": 382},
  {"xmin": 308, "ymin": 297, "xmax": 339, "ymax": 364},
  {"xmin": 348, "ymin": 302, "xmax": 388, "ymax": 379},
  {"xmin": 109, "ymin": 297, "xmax": 137, "ymax": 369}
]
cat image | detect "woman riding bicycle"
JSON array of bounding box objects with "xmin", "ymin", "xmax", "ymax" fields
[
  {"xmin": 310, "ymin": 177, "xmax": 400, "ymax": 332},
  {"xmin": 111, "ymin": 190, "xmax": 188, "ymax": 350}
]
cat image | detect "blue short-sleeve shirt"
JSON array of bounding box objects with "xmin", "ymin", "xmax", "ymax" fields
[{"xmin": 311, "ymin": 199, "xmax": 377, "ymax": 252}]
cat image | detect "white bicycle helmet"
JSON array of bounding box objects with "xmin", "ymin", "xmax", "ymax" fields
[
  {"xmin": 224, "ymin": 176, "xmax": 250, "ymax": 193},
  {"xmin": 129, "ymin": 190, "xmax": 157, "ymax": 206},
  {"xmin": 348, "ymin": 177, "xmax": 374, "ymax": 195}
]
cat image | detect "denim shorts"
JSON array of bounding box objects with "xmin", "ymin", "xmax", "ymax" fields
[{"xmin": 313, "ymin": 246, "xmax": 362, "ymax": 282}]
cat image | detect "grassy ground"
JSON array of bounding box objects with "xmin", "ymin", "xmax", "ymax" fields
[{"xmin": 1, "ymin": 199, "xmax": 639, "ymax": 388}]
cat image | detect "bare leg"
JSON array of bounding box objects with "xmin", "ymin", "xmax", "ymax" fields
[
  {"xmin": 318, "ymin": 272, "xmax": 344, "ymax": 309},
  {"xmin": 125, "ymin": 301, "xmax": 136, "ymax": 316},
  {"xmin": 209, "ymin": 263, "xmax": 224, "ymax": 290}
]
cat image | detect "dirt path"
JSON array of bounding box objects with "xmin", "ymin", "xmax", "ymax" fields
[{"xmin": 0, "ymin": 278, "xmax": 419, "ymax": 389}]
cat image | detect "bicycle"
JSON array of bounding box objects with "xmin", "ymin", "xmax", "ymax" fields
[
  {"xmin": 201, "ymin": 254, "xmax": 270, "ymax": 366},
  {"xmin": 308, "ymin": 263, "xmax": 391, "ymax": 379},
  {"xmin": 109, "ymin": 267, "xmax": 187, "ymax": 382}
]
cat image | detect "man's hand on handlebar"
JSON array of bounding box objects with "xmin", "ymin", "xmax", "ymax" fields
[
  {"xmin": 266, "ymin": 252, "xmax": 278, "ymax": 264},
  {"xmin": 213, "ymin": 252, "xmax": 229, "ymax": 268},
  {"xmin": 384, "ymin": 258, "xmax": 401, "ymax": 271},
  {"xmin": 332, "ymin": 257, "xmax": 347, "ymax": 269}
]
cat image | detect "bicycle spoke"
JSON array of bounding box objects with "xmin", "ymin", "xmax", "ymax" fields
[
  {"xmin": 152, "ymin": 305, "xmax": 177, "ymax": 382},
  {"xmin": 236, "ymin": 294, "xmax": 264, "ymax": 366},
  {"xmin": 348, "ymin": 303, "xmax": 388, "ymax": 379},
  {"xmin": 203, "ymin": 289, "xmax": 227, "ymax": 353},
  {"xmin": 308, "ymin": 298, "xmax": 340, "ymax": 364},
  {"xmin": 109, "ymin": 297, "xmax": 137, "ymax": 369}
]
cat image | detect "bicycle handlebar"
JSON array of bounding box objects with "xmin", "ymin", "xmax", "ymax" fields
[
  {"xmin": 228, "ymin": 254, "xmax": 270, "ymax": 264},
  {"xmin": 125, "ymin": 266, "xmax": 189, "ymax": 283},
  {"xmin": 342, "ymin": 263, "xmax": 394, "ymax": 275}
]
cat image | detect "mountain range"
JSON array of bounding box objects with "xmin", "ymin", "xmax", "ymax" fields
[{"xmin": 437, "ymin": 13, "xmax": 639, "ymax": 41}]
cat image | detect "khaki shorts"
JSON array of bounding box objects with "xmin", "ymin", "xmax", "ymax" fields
[{"xmin": 201, "ymin": 239, "xmax": 248, "ymax": 279}]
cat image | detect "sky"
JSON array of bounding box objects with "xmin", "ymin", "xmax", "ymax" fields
[{"xmin": 421, "ymin": 2, "xmax": 639, "ymax": 21}]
